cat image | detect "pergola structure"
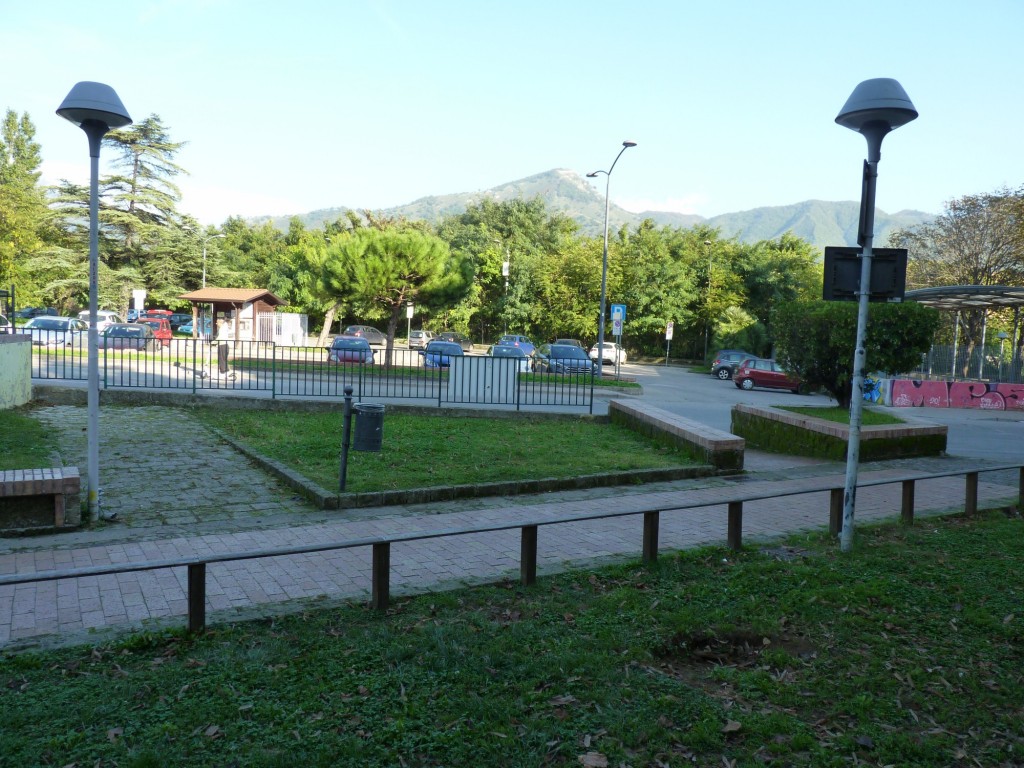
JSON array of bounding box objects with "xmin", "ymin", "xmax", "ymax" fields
[{"xmin": 178, "ymin": 288, "xmax": 286, "ymax": 343}]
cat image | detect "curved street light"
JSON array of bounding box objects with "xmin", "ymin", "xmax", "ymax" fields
[
  {"xmin": 587, "ymin": 140, "xmax": 637, "ymax": 378},
  {"xmin": 57, "ymin": 82, "xmax": 132, "ymax": 522},
  {"xmin": 835, "ymin": 78, "xmax": 917, "ymax": 553}
]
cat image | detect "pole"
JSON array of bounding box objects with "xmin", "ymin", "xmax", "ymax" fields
[
  {"xmin": 339, "ymin": 386, "xmax": 354, "ymax": 492},
  {"xmin": 703, "ymin": 240, "xmax": 712, "ymax": 360},
  {"xmin": 84, "ymin": 123, "xmax": 107, "ymax": 520}
]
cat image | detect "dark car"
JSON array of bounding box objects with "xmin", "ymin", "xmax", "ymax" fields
[
  {"xmin": 420, "ymin": 340, "xmax": 464, "ymax": 368},
  {"xmin": 326, "ymin": 335, "xmax": 375, "ymax": 364},
  {"xmin": 15, "ymin": 306, "xmax": 57, "ymax": 319},
  {"xmin": 533, "ymin": 343, "xmax": 596, "ymax": 375},
  {"xmin": 553, "ymin": 338, "xmax": 584, "ymax": 348},
  {"xmin": 711, "ymin": 350, "xmax": 754, "ymax": 380},
  {"xmin": 437, "ymin": 331, "xmax": 473, "ymax": 352},
  {"xmin": 343, "ymin": 325, "xmax": 387, "ymax": 347},
  {"xmin": 98, "ymin": 323, "xmax": 158, "ymax": 352},
  {"xmin": 169, "ymin": 313, "xmax": 193, "ymax": 330},
  {"xmin": 734, "ymin": 359, "xmax": 804, "ymax": 393},
  {"xmin": 487, "ymin": 343, "xmax": 532, "ymax": 372}
]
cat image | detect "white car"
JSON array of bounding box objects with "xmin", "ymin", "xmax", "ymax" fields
[
  {"xmin": 77, "ymin": 309, "xmax": 123, "ymax": 333},
  {"xmin": 19, "ymin": 316, "xmax": 88, "ymax": 346},
  {"xmin": 589, "ymin": 342, "xmax": 627, "ymax": 366}
]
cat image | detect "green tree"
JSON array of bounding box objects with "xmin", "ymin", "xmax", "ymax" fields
[
  {"xmin": 772, "ymin": 300, "xmax": 940, "ymax": 408},
  {"xmin": 0, "ymin": 109, "xmax": 47, "ymax": 294}
]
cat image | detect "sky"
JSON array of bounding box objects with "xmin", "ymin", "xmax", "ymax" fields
[{"xmin": 4, "ymin": 0, "xmax": 1022, "ymax": 227}]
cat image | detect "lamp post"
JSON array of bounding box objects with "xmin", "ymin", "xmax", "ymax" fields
[
  {"xmin": 703, "ymin": 239, "xmax": 713, "ymax": 360},
  {"xmin": 835, "ymin": 78, "xmax": 917, "ymax": 553},
  {"xmin": 202, "ymin": 234, "xmax": 225, "ymax": 289},
  {"xmin": 492, "ymin": 238, "xmax": 510, "ymax": 336},
  {"xmin": 57, "ymin": 82, "xmax": 132, "ymax": 522},
  {"xmin": 587, "ymin": 140, "xmax": 637, "ymax": 378}
]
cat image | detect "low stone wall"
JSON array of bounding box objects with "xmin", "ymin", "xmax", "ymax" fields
[
  {"xmin": 0, "ymin": 336, "xmax": 31, "ymax": 409},
  {"xmin": 0, "ymin": 468, "xmax": 82, "ymax": 534},
  {"xmin": 731, "ymin": 404, "xmax": 947, "ymax": 461},
  {"xmin": 608, "ymin": 399, "xmax": 744, "ymax": 471}
]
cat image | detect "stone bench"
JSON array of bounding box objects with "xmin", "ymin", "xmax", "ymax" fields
[
  {"xmin": 608, "ymin": 400, "xmax": 744, "ymax": 470},
  {"xmin": 0, "ymin": 468, "xmax": 82, "ymax": 533}
]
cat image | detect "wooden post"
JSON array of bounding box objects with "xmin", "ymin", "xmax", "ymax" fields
[
  {"xmin": 520, "ymin": 525, "xmax": 538, "ymax": 585},
  {"xmin": 901, "ymin": 479, "xmax": 915, "ymax": 525},
  {"xmin": 965, "ymin": 472, "xmax": 978, "ymax": 515},
  {"xmin": 187, "ymin": 563, "xmax": 206, "ymax": 634},
  {"xmin": 642, "ymin": 511, "xmax": 659, "ymax": 563},
  {"xmin": 1018, "ymin": 467, "xmax": 1024, "ymax": 511},
  {"xmin": 372, "ymin": 542, "xmax": 390, "ymax": 610},
  {"xmin": 829, "ymin": 488, "xmax": 843, "ymax": 536},
  {"xmin": 727, "ymin": 501, "xmax": 742, "ymax": 551}
]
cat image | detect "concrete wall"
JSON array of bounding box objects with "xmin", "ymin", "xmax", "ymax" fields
[{"xmin": 0, "ymin": 336, "xmax": 31, "ymax": 409}]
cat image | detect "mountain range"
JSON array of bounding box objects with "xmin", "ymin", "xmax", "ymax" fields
[{"xmin": 252, "ymin": 168, "xmax": 934, "ymax": 252}]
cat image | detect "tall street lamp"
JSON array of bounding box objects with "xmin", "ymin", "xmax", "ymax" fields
[
  {"xmin": 835, "ymin": 78, "xmax": 917, "ymax": 553},
  {"xmin": 587, "ymin": 140, "xmax": 636, "ymax": 378},
  {"xmin": 202, "ymin": 233, "xmax": 226, "ymax": 289},
  {"xmin": 703, "ymin": 239, "xmax": 713, "ymax": 360},
  {"xmin": 57, "ymin": 82, "xmax": 132, "ymax": 522},
  {"xmin": 492, "ymin": 238, "xmax": 510, "ymax": 336}
]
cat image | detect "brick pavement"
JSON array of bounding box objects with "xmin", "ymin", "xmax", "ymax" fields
[{"xmin": 0, "ymin": 405, "xmax": 1019, "ymax": 650}]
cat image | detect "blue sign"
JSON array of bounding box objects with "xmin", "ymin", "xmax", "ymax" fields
[{"xmin": 610, "ymin": 304, "xmax": 626, "ymax": 322}]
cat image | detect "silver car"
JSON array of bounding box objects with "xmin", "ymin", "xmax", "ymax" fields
[{"xmin": 20, "ymin": 316, "xmax": 88, "ymax": 346}]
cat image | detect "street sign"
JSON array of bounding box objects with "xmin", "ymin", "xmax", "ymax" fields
[
  {"xmin": 665, "ymin": 321, "xmax": 674, "ymax": 340},
  {"xmin": 612, "ymin": 318, "xmax": 623, "ymax": 336},
  {"xmin": 822, "ymin": 247, "xmax": 907, "ymax": 303},
  {"xmin": 610, "ymin": 303, "xmax": 626, "ymax": 322}
]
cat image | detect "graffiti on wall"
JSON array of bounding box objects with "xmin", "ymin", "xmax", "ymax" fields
[{"xmin": 891, "ymin": 379, "xmax": 1024, "ymax": 410}]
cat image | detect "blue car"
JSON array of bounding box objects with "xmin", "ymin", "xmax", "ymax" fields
[
  {"xmin": 420, "ymin": 340, "xmax": 464, "ymax": 368},
  {"xmin": 498, "ymin": 334, "xmax": 535, "ymax": 356},
  {"xmin": 178, "ymin": 318, "xmax": 213, "ymax": 336}
]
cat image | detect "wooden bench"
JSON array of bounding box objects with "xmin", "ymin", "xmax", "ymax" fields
[
  {"xmin": 608, "ymin": 400, "xmax": 745, "ymax": 470},
  {"xmin": 0, "ymin": 468, "xmax": 82, "ymax": 533}
]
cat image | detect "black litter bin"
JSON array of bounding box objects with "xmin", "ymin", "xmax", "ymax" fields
[{"xmin": 353, "ymin": 403, "xmax": 385, "ymax": 451}]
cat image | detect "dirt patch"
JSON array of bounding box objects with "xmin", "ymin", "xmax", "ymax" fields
[{"xmin": 654, "ymin": 630, "xmax": 817, "ymax": 668}]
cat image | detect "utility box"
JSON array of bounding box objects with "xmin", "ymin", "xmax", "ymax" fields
[{"xmin": 353, "ymin": 403, "xmax": 385, "ymax": 451}]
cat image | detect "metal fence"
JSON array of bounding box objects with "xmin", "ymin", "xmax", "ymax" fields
[
  {"xmin": 28, "ymin": 337, "xmax": 595, "ymax": 411},
  {"xmin": 907, "ymin": 343, "xmax": 1024, "ymax": 383}
]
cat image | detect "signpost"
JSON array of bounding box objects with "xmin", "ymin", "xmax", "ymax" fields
[{"xmin": 665, "ymin": 321, "xmax": 674, "ymax": 365}]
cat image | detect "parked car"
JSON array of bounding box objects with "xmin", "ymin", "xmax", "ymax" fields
[
  {"xmin": 711, "ymin": 350, "xmax": 754, "ymax": 380},
  {"xmin": 138, "ymin": 309, "xmax": 174, "ymax": 322},
  {"xmin": 588, "ymin": 341, "xmax": 627, "ymax": 366},
  {"xmin": 137, "ymin": 317, "xmax": 172, "ymax": 347},
  {"xmin": 730, "ymin": 355, "xmax": 761, "ymax": 377},
  {"xmin": 497, "ymin": 334, "xmax": 535, "ymax": 355},
  {"xmin": 169, "ymin": 313, "xmax": 193, "ymax": 330},
  {"xmin": 437, "ymin": 331, "xmax": 473, "ymax": 352},
  {"xmin": 98, "ymin": 323, "xmax": 158, "ymax": 352},
  {"xmin": 19, "ymin": 316, "xmax": 88, "ymax": 346},
  {"xmin": 554, "ymin": 338, "xmax": 584, "ymax": 348},
  {"xmin": 343, "ymin": 325, "xmax": 387, "ymax": 347},
  {"xmin": 15, "ymin": 306, "xmax": 57, "ymax": 319},
  {"xmin": 178, "ymin": 318, "xmax": 213, "ymax": 336},
  {"xmin": 487, "ymin": 343, "xmax": 532, "ymax": 372},
  {"xmin": 126, "ymin": 308, "xmax": 140, "ymax": 322},
  {"xmin": 77, "ymin": 309, "xmax": 123, "ymax": 333},
  {"xmin": 326, "ymin": 335, "xmax": 375, "ymax": 364},
  {"xmin": 533, "ymin": 343, "xmax": 596, "ymax": 375},
  {"xmin": 0, "ymin": 314, "xmax": 11, "ymax": 334},
  {"xmin": 408, "ymin": 329, "xmax": 435, "ymax": 350},
  {"xmin": 734, "ymin": 359, "xmax": 804, "ymax": 393},
  {"xmin": 420, "ymin": 340, "xmax": 464, "ymax": 368}
]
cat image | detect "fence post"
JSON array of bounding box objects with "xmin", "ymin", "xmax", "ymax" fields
[
  {"xmin": 371, "ymin": 542, "xmax": 390, "ymax": 610},
  {"xmin": 829, "ymin": 488, "xmax": 843, "ymax": 536},
  {"xmin": 727, "ymin": 501, "xmax": 743, "ymax": 551},
  {"xmin": 520, "ymin": 525, "xmax": 538, "ymax": 585},
  {"xmin": 187, "ymin": 562, "xmax": 206, "ymax": 634},
  {"xmin": 642, "ymin": 511, "xmax": 659, "ymax": 563},
  {"xmin": 901, "ymin": 479, "xmax": 915, "ymax": 525},
  {"xmin": 965, "ymin": 471, "xmax": 978, "ymax": 515},
  {"xmin": 1018, "ymin": 467, "xmax": 1024, "ymax": 510}
]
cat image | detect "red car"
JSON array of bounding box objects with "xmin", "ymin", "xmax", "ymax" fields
[
  {"xmin": 734, "ymin": 359, "xmax": 804, "ymax": 393},
  {"xmin": 137, "ymin": 317, "xmax": 172, "ymax": 347}
]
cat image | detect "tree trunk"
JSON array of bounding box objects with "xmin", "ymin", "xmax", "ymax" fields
[{"xmin": 316, "ymin": 302, "xmax": 342, "ymax": 347}]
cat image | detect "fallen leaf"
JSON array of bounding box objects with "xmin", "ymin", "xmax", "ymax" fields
[
  {"xmin": 721, "ymin": 720, "xmax": 742, "ymax": 734},
  {"xmin": 578, "ymin": 752, "xmax": 608, "ymax": 767},
  {"xmin": 855, "ymin": 735, "xmax": 875, "ymax": 748},
  {"xmin": 204, "ymin": 724, "xmax": 221, "ymax": 738},
  {"xmin": 106, "ymin": 727, "xmax": 123, "ymax": 743},
  {"xmin": 1003, "ymin": 614, "xmax": 1015, "ymax": 624}
]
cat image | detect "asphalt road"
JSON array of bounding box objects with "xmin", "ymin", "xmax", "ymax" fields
[{"xmin": 621, "ymin": 362, "xmax": 1024, "ymax": 464}]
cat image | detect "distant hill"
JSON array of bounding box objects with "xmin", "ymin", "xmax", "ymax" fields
[{"xmin": 251, "ymin": 168, "xmax": 932, "ymax": 252}]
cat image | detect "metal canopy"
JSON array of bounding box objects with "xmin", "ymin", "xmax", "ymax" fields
[{"xmin": 904, "ymin": 285, "xmax": 1024, "ymax": 311}]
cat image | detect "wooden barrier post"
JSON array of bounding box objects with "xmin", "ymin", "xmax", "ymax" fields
[
  {"xmin": 829, "ymin": 488, "xmax": 843, "ymax": 536},
  {"xmin": 1019, "ymin": 467, "xmax": 1024, "ymax": 510},
  {"xmin": 965, "ymin": 472, "xmax": 978, "ymax": 515},
  {"xmin": 727, "ymin": 501, "xmax": 742, "ymax": 551},
  {"xmin": 901, "ymin": 479, "xmax": 915, "ymax": 525},
  {"xmin": 520, "ymin": 525, "xmax": 538, "ymax": 585},
  {"xmin": 372, "ymin": 542, "xmax": 390, "ymax": 610},
  {"xmin": 187, "ymin": 563, "xmax": 206, "ymax": 634},
  {"xmin": 642, "ymin": 511, "xmax": 659, "ymax": 563}
]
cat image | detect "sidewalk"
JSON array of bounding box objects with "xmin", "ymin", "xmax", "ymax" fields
[{"xmin": 1, "ymin": 404, "xmax": 1019, "ymax": 651}]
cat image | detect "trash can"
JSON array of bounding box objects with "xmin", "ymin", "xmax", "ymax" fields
[{"xmin": 353, "ymin": 403, "xmax": 385, "ymax": 452}]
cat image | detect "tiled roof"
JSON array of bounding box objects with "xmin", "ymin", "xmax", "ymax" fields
[{"xmin": 178, "ymin": 288, "xmax": 286, "ymax": 306}]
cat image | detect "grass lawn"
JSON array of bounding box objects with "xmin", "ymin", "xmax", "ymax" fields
[
  {"xmin": 777, "ymin": 405, "xmax": 906, "ymax": 426},
  {"xmin": 0, "ymin": 406, "xmax": 57, "ymax": 470},
  {"xmin": 192, "ymin": 409, "xmax": 697, "ymax": 493},
  {"xmin": 2, "ymin": 510, "xmax": 1021, "ymax": 767}
]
